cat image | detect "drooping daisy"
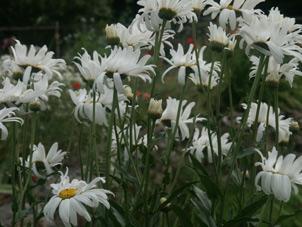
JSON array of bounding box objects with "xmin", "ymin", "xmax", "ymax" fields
[
  {"xmin": 207, "ymin": 23, "xmax": 230, "ymax": 51},
  {"xmin": 119, "ymin": 16, "xmax": 175, "ymax": 56},
  {"xmin": 238, "ymin": 102, "xmax": 293, "ymax": 143},
  {"xmin": 255, "ymin": 147, "xmax": 302, "ymax": 202},
  {"xmin": 99, "ymin": 46, "xmax": 155, "ymax": 93},
  {"xmin": 204, "ymin": 0, "xmax": 264, "ymax": 30},
  {"xmin": 239, "ymin": 9, "xmax": 302, "ymax": 63},
  {"xmin": 161, "ymin": 44, "xmax": 196, "ymax": 85},
  {"xmin": 43, "ymin": 169, "xmax": 113, "ymax": 226},
  {"xmin": 0, "ymin": 107, "xmax": 23, "ymax": 140},
  {"xmin": 0, "ymin": 67, "xmax": 42, "ymax": 104},
  {"xmin": 137, "ymin": 0, "xmax": 197, "ymax": 32},
  {"xmin": 22, "ymin": 142, "xmax": 66, "ymax": 178},
  {"xmin": 69, "ymin": 89, "xmax": 108, "ymax": 126},
  {"xmin": 160, "ymin": 97, "xmax": 205, "ymax": 141},
  {"xmin": 10, "ymin": 40, "xmax": 66, "ymax": 78},
  {"xmin": 189, "ymin": 46, "xmax": 221, "ymax": 89},
  {"xmin": 188, "ymin": 128, "xmax": 232, "ymax": 163},
  {"xmin": 74, "ymin": 49, "xmax": 103, "ymax": 85},
  {"xmin": 249, "ymin": 56, "xmax": 302, "ymax": 87}
]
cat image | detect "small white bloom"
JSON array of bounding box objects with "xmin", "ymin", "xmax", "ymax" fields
[
  {"xmin": 69, "ymin": 89, "xmax": 108, "ymax": 126},
  {"xmin": 255, "ymin": 147, "xmax": 302, "ymax": 202},
  {"xmin": 22, "ymin": 142, "xmax": 66, "ymax": 178},
  {"xmin": 238, "ymin": 102, "xmax": 293, "ymax": 143},
  {"xmin": 207, "ymin": 23, "xmax": 230, "ymax": 47},
  {"xmin": 188, "ymin": 128, "xmax": 232, "ymax": 163},
  {"xmin": 74, "ymin": 49, "xmax": 103, "ymax": 83},
  {"xmin": 249, "ymin": 56, "xmax": 302, "ymax": 87},
  {"xmin": 137, "ymin": 0, "xmax": 197, "ymax": 32},
  {"xmin": 0, "ymin": 107, "xmax": 23, "ymax": 140},
  {"xmin": 189, "ymin": 46, "xmax": 221, "ymax": 89},
  {"xmin": 239, "ymin": 9, "xmax": 302, "ymax": 63},
  {"xmin": 162, "ymin": 44, "xmax": 196, "ymax": 85},
  {"xmin": 43, "ymin": 169, "xmax": 113, "ymax": 227},
  {"xmin": 99, "ymin": 46, "xmax": 155, "ymax": 93},
  {"xmin": 204, "ymin": 0, "xmax": 264, "ymax": 30},
  {"xmin": 160, "ymin": 97, "xmax": 205, "ymax": 141},
  {"xmin": 10, "ymin": 40, "xmax": 66, "ymax": 78}
]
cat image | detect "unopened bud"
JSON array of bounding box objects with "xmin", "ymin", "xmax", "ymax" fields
[
  {"xmin": 124, "ymin": 85, "xmax": 134, "ymax": 99},
  {"xmin": 148, "ymin": 98, "xmax": 163, "ymax": 119},
  {"xmin": 105, "ymin": 24, "xmax": 120, "ymax": 46}
]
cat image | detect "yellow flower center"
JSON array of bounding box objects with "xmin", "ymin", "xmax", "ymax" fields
[{"xmin": 59, "ymin": 188, "xmax": 78, "ymax": 199}]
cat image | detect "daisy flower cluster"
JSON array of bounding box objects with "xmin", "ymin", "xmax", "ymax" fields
[{"xmin": 1, "ymin": 0, "xmax": 302, "ymax": 226}]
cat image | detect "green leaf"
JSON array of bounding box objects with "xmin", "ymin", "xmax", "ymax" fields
[
  {"xmin": 224, "ymin": 196, "xmax": 267, "ymax": 226},
  {"xmin": 237, "ymin": 196, "xmax": 267, "ymax": 218},
  {"xmin": 189, "ymin": 154, "xmax": 209, "ymax": 176},
  {"xmin": 159, "ymin": 181, "xmax": 197, "ymax": 211},
  {"xmin": 197, "ymin": 173, "xmax": 221, "ymax": 200},
  {"xmin": 275, "ymin": 210, "xmax": 302, "ymax": 225},
  {"xmin": 236, "ymin": 147, "xmax": 258, "ymax": 159},
  {"xmin": 173, "ymin": 205, "xmax": 193, "ymax": 227}
]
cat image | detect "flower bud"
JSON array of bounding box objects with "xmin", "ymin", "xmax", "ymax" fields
[
  {"xmin": 148, "ymin": 98, "xmax": 163, "ymax": 119},
  {"xmin": 124, "ymin": 85, "xmax": 134, "ymax": 99},
  {"xmin": 290, "ymin": 121, "xmax": 300, "ymax": 132},
  {"xmin": 105, "ymin": 24, "xmax": 120, "ymax": 46}
]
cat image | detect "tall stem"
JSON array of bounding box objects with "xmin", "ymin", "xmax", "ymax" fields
[
  {"xmin": 274, "ymin": 85, "xmax": 279, "ymax": 146},
  {"xmin": 92, "ymin": 90, "xmax": 99, "ymax": 178},
  {"xmin": 18, "ymin": 113, "xmax": 37, "ymax": 215},
  {"xmin": 150, "ymin": 20, "xmax": 167, "ymax": 97},
  {"xmin": 11, "ymin": 122, "xmax": 17, "ymax": 226}
]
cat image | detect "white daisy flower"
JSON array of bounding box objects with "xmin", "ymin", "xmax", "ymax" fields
[
  {"xmin": 117, "ymin": 16, "xmax": 175, "ymax": 56},
  {"xmin": 74, "ymin": 49, "xmax": 103, "ymax": 84},
  {"xmin": 188, "ymin": 128, "xmax": 232, "ymax": 163},
  {"xmin": 0, "ymin": 107, "xmax": 23, "ymax": 140},
  {"xmin": 255, "ymin": 147, "xmax": 302, "ymax": 202},
  {"xmin": 189, "ymin": 46, "xmax": 221, "ymax": 89},
  {"xmin": 207, "ymin": 23, "xmax": 230, "ymax": 49},
  {"xmin": 204, "ymin": 0, "xmax": 264, "ymax": 30},
  {"xmin": 99, "ymin": 46, "xmax": 155, "ymax": 93},
  {"xmin": 69, "ymin": 89, "xmax": 108, "ymax": 126},
  {"xmin": 161, "ymin": 44, "xmax": 196, "ymax": 85},
  {"xmin": 137, "ymin": 0, "xmax": 197, "ymax": 32},
  {"xmin": 0, "ymin": 67, "xmax": 44, "ymax": 104},
  {"xmin": 249, "ymin": 56, "xmax": 302, "ymax": 87},
  {"xmin": 238, "ymin": 102, "xmax": 293, "ymax": 143},
  {"xmin": 43, "ymin": 169, "xmax": 113, "ymax": 227},
  {"xmin": 239, "ymin": 8, "xmax": 302, "ymax": 63},
  {"xmin": 22, "ymin": 142, "xmax": 66, "ymax": 178},
  {"xmin": 10, "ymin": 40, "xmax": 66, "ymax": 78},
  {"xmin": 160, "ymin": 97, "xmax": 205, "ymax": 141}
]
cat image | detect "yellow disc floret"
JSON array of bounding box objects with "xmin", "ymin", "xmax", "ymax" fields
[{"xmin": 59, "ymin": 188, "xmax": 78, "ymax": 199}]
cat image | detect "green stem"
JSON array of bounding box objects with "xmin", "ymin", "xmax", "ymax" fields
[
  {"xmin": 165, "ymin": 81, "xmax": 187, "ymax": 175},
  {"xmin": 274, "ymin": 85, "xmax": 279, "ymax": 146},
  {"xmin": 92, "ymin": 90, "xmax": 99, "ymax": 178},
  {"xmin": 18, "ymin": 113, "xmax": 37, "ymax": 217},
  {"xmin": 11, "ymin": 122, "xmax": 17, "ymax": 226},
  {"xmin": 150, "ymin": 20, "xmax": 167, "ymax": 97}
]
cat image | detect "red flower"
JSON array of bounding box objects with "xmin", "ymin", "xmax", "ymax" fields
[
  {"xmin": 71, "ymin": 82, "xmax": 81, "ymax": 90},
  {"xmin": 186, "ymin": 37, "xmax": 194, "ymax": 45},
  {"xmin": 143, "ymin": 92, "xmax": 151, "ymax": 100},
  {"xmin": 136, "ymin": 90, "xmax": 142, "ymax": 97}
]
